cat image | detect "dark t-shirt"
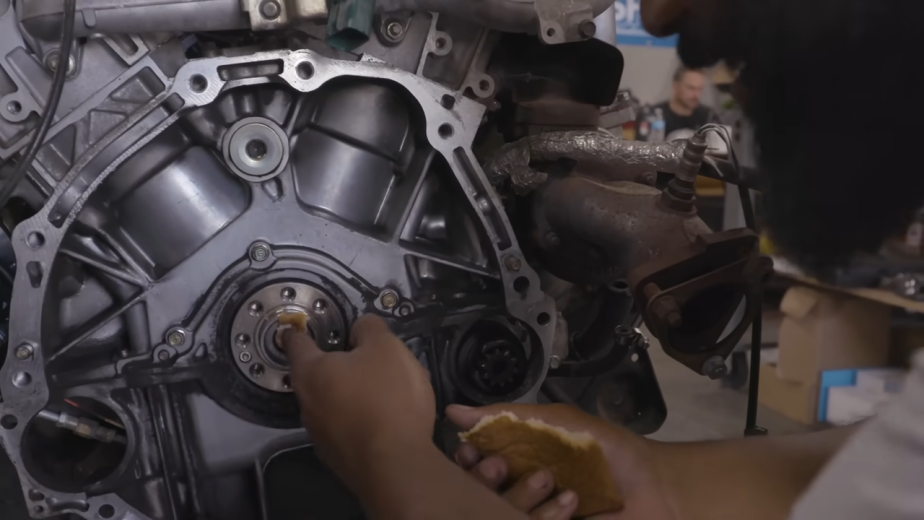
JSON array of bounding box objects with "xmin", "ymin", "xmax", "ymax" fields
[{"xmin": 635, "ymin": 101, "xmax": 716, "ymax": 141}]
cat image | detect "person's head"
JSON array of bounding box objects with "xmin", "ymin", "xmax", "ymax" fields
[
  {"xmin": 647, "ymin": 0, "xmax": 924, "ymax": 273},
  {"xmin": 671, "ymin": 66, "xmax": 706, "ymax": 112}
]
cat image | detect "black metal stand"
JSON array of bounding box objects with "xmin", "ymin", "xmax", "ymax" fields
[{"xmin": 737, "ymin": 183, "xmax": 768, "ymax": 436}]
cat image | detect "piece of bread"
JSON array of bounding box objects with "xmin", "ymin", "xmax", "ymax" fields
[{"xmin": 459, "ymin": 412, "xmax": 623, "ymax": 517}]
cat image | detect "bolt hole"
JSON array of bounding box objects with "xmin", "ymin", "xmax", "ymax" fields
[
  {"xmin": 245, "ymin": 139, "xmax": 267, "ymax": 160},
  {"xmin": 99, "ymin": 504, "xmax": 115, "ymax": 518},
  {"xmin": 34, "ymin": 506, "xmax": 44, "ymax": 514},
  {"xmin": 12, "ymin": 371, "xmax": 31, "ymax": 387},
  {"xmin": 546, "ymin": 27, "xmax": 556, "ymax": 37},
  {"xmin": 435, "ymin": 37, "xmax": 447, "ymax": 49},
  {"xmin": 250, "ymin": 363, "xmax": 265, "ymax": 378},
  {"xmin": 26, "ymin": 232, "xmax": 44, "ymax": 249},
  {"xmin": 631, "ymin": 353, "xmax": 639, "ymax": 362},
  {"xmin": 7, "ymin": 100, "xmax": 22, "ymax": 115},
  {"xmin": 438, "ymin": 123, "xmax": 454, "ymax": 139},
  {"xmin": 282, "ymin": 374, "xmax": 291, "ymax": 389},
  {"xmin": 188, "ymin": 74, "xmax": 208, "ymax": 93},
  {"xmin": 611, "ymin": 279, "xmax": 629, "ymax": 291},
  {"xmin": 513, "ymin": 276, "xmax": 529, "ymax": 294},
  {"xmin": 1, "ymin": 415, "xmax": 18, "ymax": 429},
  {"xmin": 536, "ymin": 312, "xmax": 551, "ymax": 326},
  {"xmin": 296, "ymin": 61, "xmax": 314, "ymax": 80},
  {"xmin": 478, "ymin": 79, "xmax": 490, "ymax": 92},
  {"xmin": 441, "ymin": 94, "xmax": 455, "ymax": 110},
  {"xmin": 28, "ymin": 489, "xmax": 44, "ymax": 501}
]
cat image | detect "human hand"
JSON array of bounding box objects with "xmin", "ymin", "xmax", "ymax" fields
[
  {"xmin": 447, "ymin": 403, "xmax": 679, "ymax": 520},
  {"xmin": 282, "ymin": 315, "xmax": 436, "ymax": 483}
]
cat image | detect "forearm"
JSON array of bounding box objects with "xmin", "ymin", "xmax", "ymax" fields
[
  {"xmin": 351, "ymin": 437, "xmax": 525, "ymax": 520},
  {"xmin": 652, "ymin": 425, "xmax": 860, "ymax": 520}
]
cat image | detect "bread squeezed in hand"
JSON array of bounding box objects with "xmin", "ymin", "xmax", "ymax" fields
[{"xmin": 460, "ymin": 411, "xmax": 623, "ymax": 517}]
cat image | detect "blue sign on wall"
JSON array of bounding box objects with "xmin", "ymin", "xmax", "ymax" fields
[{"xmin": 614, "ymin": 0, "xmax": 678, "ymax": 48}]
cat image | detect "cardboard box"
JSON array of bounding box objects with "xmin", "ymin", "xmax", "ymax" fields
[
  {"xmin": 826, "ymin": 386, "xmax": 891, "ymax": 426},
  {"xmin": 759, "ymin": 361, "xmax": 818, "ymax": 425},
  {"xmin": 777, "ymin": 286, "xmax": 890, "ymax": 385}
]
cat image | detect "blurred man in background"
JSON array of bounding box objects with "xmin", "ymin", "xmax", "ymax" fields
[{"xmin": 636, "ymin": 66, "xmax": 717, "ymax": 142}]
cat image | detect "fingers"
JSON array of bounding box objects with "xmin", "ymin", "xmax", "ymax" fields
[
  {"xmin": 350, "ymin": 315, "xmax": 396, "ymax": 349},
  {"xmin": 454, "ymin": 442, "xmax": 480, "ymax": 469},
  {"xmin": 528, "ymin": 490, "xmax": 578, "ymax": 520},
  {"xmin": 468, "ymin": 455, "xmax": 507, "ymax": 491},
  {"xmin": 281, "ymin": 328, "xmax": 324, "ymax": 365},
  {"xmin": 502, "ymin": 469, "xmax": 555, "ymax": 512}
]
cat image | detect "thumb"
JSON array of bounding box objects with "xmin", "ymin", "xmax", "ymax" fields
[{"xmin": 281, "ymin": 328, "xmax": 324, "ymax": 367}]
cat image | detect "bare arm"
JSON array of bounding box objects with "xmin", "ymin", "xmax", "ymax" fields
[{"xmin": 652, "ymin": 425, "xmax": 860, "ymax": 520}]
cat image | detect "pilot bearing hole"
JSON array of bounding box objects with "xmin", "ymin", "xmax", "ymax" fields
[
  {"xmin": 26, "ymin": 231, "xmax": 44, "ymax": 249},
  {"xmin": 536, "ymin": 312, "xmax": 551, "ymax": 326},
  {"xmin": 438, "ymin": 123, "xmax": 454, "ymax": 139},
  {"xmin": 99, "ymin": 504, "xmax": 115, "ymax": 518},
  {"xmin": 245, "ymin": 139, "xmax": 268, "ymax": 160},
  {"xmin": 296, "ymin": 61, "xmax": 314, "ymax": 80},
  {"xmin": 1, "ymin": 415, "xmax": 18, "ymax": 429},
  {"xmin": 188, "ymin": 74, "xmax": 208, "ymax": 93}
]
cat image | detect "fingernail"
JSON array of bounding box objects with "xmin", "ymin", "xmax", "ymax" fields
[
  {"xmin": 528, "ymin": 470, "xmax": 551, "ymax": 490},
  {"xmin": 557, "ymin": 490, "xmax": 576, "ymax": 507}
]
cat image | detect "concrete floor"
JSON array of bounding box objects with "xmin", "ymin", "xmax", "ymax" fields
[{"xmin": 646, "ymin": 336, "xmax": 810, "ymax": 442}]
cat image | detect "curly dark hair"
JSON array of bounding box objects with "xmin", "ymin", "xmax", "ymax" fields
[{"xmin": 676, "ymin": 0, "xmax": 924, "ymax": 272}]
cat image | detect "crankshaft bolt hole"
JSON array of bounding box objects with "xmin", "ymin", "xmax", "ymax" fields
[
  {"xmin": 536, "ymin": 312, "xmax": 551, "ymax": 326},
  {"xmin": 12, "ymin": 371, "xmax": 31, "ymax": 387},
  {"xmin": 513, "ymin": 276, "xmax": 529, "ymax": 294},
  {"xmin": 26, "ymin": 232, "xmax": 44, "ymax": 249},
  {"xmin": 250, "ymin": 364, "xmax": 265, "ymax": 378},
  {"xmin": 245, "ymin": 139, "xmax": 267, "ymax": 161},
  {"xmin": 438, "ymin": 123, "xmax": 454, "ymax": 139},
  {"xmin": 99, "ymin": 504, "xmax": 115, "ymax": 518},
  {"xmin": 296, "ymin": 62, "xmax": 314, "ymax": 80},
  {"xmin": 7, "ymin": 100, "xmax": 21, "ymax": 115},
  {"xmin": 1, "ymin": 415, "xmax": 18, "ymax": 429},
  {"xmin": 188, "ymin": 74, "xmax": 208, "ymax": 93}
]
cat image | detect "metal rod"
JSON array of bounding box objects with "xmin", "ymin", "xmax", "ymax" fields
[
  {"xmin": 61, "ymin": 246, "xmax": 147, "ymax": 287},
  {"xmin": 48, "ymin": 290, "xmax": 147, "ymax": 363}
]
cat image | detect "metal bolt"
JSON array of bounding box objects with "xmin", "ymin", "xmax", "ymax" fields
[
  {"xmin": 250, "ymin": 363, "xmax": 265, "ymax": 378},
  {"xmin": 651, "ymin": 295, "xmax": 683, "ymax": 328},
  {"xmin": 398, "ymin": 304, "xmax": 411, "ymax": 317},
  {"xmin": 549, "ymin": 355, "xmax": 561, "ymax": 369},
  {"xmin": 380, "ymin": 291, "xmax": 398, "ymax": 309},
  {"xmin": 239, "ymin": 351, "xmax": 252, "ymax": 363},
  {"xmin": 328, "ymin": 331, "xmax": 340, "ymax": 345},
  {"xmin": 281, "ymin": 287, "xmax": 296, "ymax": 300},
  {"xmin": 45, "ymin": 50, "xmax": 76, "ymax": 75},
  {"xmin": 312, "ymin": 299, "xmax": 327, "ymax": 314},
  {"xmin": 545, "ymin": 231, "xmax": 561, "ymax": 248},
  {"xmin": 249, "ymin": 244, "xmax": 270, "ymax": 262},
  {"xmin": 14, "ymin": 344, "xmax": 33, "ymax": 360},
  {"xmin": 119, "ymin": 348, "xmax": 130, "ymax": 358},
  {"xmin": 476, "ymin": 197, "xmax": 491, "ymax": 212},
  {"xmin": 504, "ymin": 256, "xmax": 522, "ymax": 272},
  {"xmin": 386, "ymin": 21, "xmax": 405, "ymax": 39},
  {"xmin": 249, "ymin": 301, "xmax": 263, "ymax": 315},
  {"xmin": 579, "ymin": 20, "xmax": 597, "ymax": 39},
  {"xmin": 701, "ymin": 355, "xmax": 728, "ymax": 380},
  {"xmin": 166, "ymin": 330, "xmax": 186, "ymax": 347},
  {"xmin": 259, "ymin": 0, "xmax": 280, "ymax": 19},
  {"xmin": 236, "ymin": 333, "xmax": 250, "ymax": 347},
  {"xmin": 157, "ymin": 350, "xmax": 171, "ymax": 361}
]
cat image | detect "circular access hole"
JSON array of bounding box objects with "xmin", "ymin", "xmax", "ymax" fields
[
  {"xmin": 26, "ymin": 232, "xmax": 44, "ymax": 249},
  {"xmin": 245, "ymin": 139, "xmax": 268, "ymax": 161},
  {"xmin": 631, "ymin": 353, "xmax": 640, "ymax": 362},
  {"xmin": 188, "ymin": 74, "xmax": 208, "ymax": 93},
  {"xmin": 611, "ymin": 279, "xmax": 629, "ymax": 292},
  {"xmin": 438, "ymin": 123, "xmax": 454, "ymax": 139},
  {"xmin": 1, "ymin": 415, "xmax": 18, "ymax": 429},
  {"xmin": 23, "ymin": 398, "xmax": 127, "ymax": 493},
  {"xmin": 546, "ymin": 27, "xmax": 556, "ymax": 37},
  {"xmin": 99, "ymin": 504, "xmax": 115, "ymax": 518},
  {"xmin": 12, "ymin": 372, "xmax": 32, "ymax": 387},
  {"xmin": 478, "ymin": 79, "xmax": 491, "ymax": 92},
  {"xmin": 536, "ymin": 312, "xmax": 551, "ymax": 326},
  {"xmin": 441, "ymin": 94, "xmax": 455, "ymax": 110},
  {"xmin": 7, "ymin": 100, "xmax": 22, "ymax": 115},
  {"xmin": 435, "ymin": 37, "xmax": 447, "ymax": 49},
  {"xmin": 296, "ymin": 61, "xmax": 314, "ymax": 80},
  {"xmin": 513, "ymin": 276, "xmax": 530, "ymax": 294}
]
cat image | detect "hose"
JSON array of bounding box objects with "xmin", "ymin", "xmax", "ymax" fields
[{"xmin": 0, "ymin": 0, "xmax": 76, "ymax": 210}]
